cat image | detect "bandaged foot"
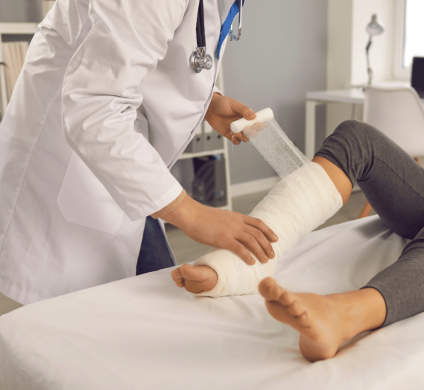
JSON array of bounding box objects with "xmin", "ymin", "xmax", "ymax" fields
[
  {"xmin": 171, "ymin": 264, "xmax": 218, "ymax": 294},
  {"xmin": 174, "ymin": 161, "xmax": 342, "ymax": 297}
]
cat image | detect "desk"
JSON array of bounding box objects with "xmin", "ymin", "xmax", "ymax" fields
[
  {"xmin": 305, "ymin": 86, "xmax": 424, "ymax": 159},
  {"xmin": 305, "ymin": 89, "xmax": 365, "ymax": 160}
]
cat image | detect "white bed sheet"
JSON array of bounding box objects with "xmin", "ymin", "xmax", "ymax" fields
[{"xmin": 1, "ymin": 215, "xmax": 424, "ymax": 390}]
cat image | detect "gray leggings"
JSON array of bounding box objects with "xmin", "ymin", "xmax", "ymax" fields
[{"xmin": 315, "ymin": 120, "xmax": 424, "ymax": 327}]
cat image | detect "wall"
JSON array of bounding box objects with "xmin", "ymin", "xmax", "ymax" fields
[
  {"xmin": 0, "ymin": 0, "xmax": 42, "ymax": 23},
  {"xmin": 326, "ymin": 0, "xmax": 396, "ymax": 134},
  {"xmin": 222, "ymin": 0, "xmax": 328, "ymax": 185},
  {"xmin": 351, "ymin": 0, "xmax": 395, "ymax": 86}
]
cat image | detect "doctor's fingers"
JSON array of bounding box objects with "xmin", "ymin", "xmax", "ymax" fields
[
  {"xmin": 235, "ymin": 132, "xmax": 249, "ymax": 143},
  {"xmin": 235, "ymin": 232, "xmax": 270, "ymax": 264},
  {"xmin": 228, "ymin": 131, "xmax": 248, "ymax": 145},
  {"xmin": 243, "ymin": 226, "xmax": 275, "ymax": 260},
  {"xmin": 243, "ymin": 216, "xmax": 278, "ymax": 243},
  {"xmin": 229, "ymin": 99, "xmax": 256, "ymax": 121},
  {"xmin": 227, "ymin": 240, "xmax": 256, "ymax": 265}
]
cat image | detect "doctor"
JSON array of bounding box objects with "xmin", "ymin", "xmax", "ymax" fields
[{"xmin": 0, "ymin": 0, "xmax": 277, "ymax": 305}]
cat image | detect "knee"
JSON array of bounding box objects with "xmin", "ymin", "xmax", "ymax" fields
[
  {"xmin": 331, "ymin": 119, "xmax": 377, "ymax": 147},
  {"xmin": 334, "ymin": 119, "xmax": 373, "ymax": 138}
]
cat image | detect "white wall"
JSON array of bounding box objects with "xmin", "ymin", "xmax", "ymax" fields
[
  {"xmin": 326, "ymin": 0, "xmax": 396, "ymax": 134},
  {"xmin": 351, "ymin": 0, "xmax": 396, "ymax": 85}
]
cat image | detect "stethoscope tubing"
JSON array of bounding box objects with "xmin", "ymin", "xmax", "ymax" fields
[
  {"xmin": 196, "ymin": 0, "xmax": 206, "ymax": 48},
  {"xmin": 191, "ymin": 0, "xmax": 242, "ymax": 72}
]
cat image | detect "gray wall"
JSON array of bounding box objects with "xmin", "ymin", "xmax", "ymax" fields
[
  {"xmin": 0, "ymin": 0, "xmax": 42, "ymax": 22},
  {"xmin": 222, "ymin": 0, "xmax": 328, "ymax": 184}
]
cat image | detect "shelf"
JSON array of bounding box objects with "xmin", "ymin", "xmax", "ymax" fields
[
  {"xmin": 0, "ymin": 23, "xmax": 38, "ymax": 35},
  {"xmin": 179, "ymin": 148, "xmax": 225, "ymax": 160}
]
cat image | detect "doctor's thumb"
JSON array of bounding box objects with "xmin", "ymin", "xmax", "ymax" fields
[
  {"xmin": 243, "ymin": 107, "xmax": 256, "ymax": 121},
  {"xmin": 231, "ymin": 99, "xmax": 256, "ymax": 121}
]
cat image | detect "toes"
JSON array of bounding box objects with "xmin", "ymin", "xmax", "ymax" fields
[
  {"xmin": 296, "ymin": 312, "xmax": 310, "ymax": 327},
  {"xmin": 180, "ymin": 264, "xmax": 204, "ymax": 281},
  {"xmin": 179, "ymin": 263, "xmax": 193, "ymax": 277},
  {"xmin": 171, "ymin": 268, "xmax": 184, "ymax": 288},
  {"xmin": 184, "ymin": 281, "xmax": 206, "ymax": 294},
  {"xmin": 171, "ymin": 268, "xmax": 182, "ymax": 280},
  {"xmin": 259, "ymin": 278, "xmax": 295, "ymax": 307},
  {"xmin": 258, "ymin": 277, "xmax": 278, "ymax": 299},
  {"xmin": 180, "ymin": 264, "xmax": 216, "ymax": 282},
  {"xmin": 268, "ymin": 284, "xmax": 289, "ymax": 303},
  {"xmin": 279, "ymin": 290, "xmax": 294, "ymax": 306},
  {"xmin": 177, "ymin": 265, "xmax": 218, "ymax": 294},
  {"xmin": 287, "ymin": 301, "xmax": 305, "ymax": 317},
  {"xmin": 185, "ymin": 276, "xmax": 217, "ymax": 294}
]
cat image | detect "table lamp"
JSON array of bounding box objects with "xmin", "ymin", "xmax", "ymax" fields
[{"xmin": 365, "ymin": 14, "xmax": 384, "ymax": 85}]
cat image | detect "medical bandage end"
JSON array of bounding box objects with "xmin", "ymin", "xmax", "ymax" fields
[
  {"xmin": 230, "ymin": 108, "xmax": 274, "ymax": 134},
  {"xmin": 231, "ymin": 107, "xmax": 309, "ymax": 180}
]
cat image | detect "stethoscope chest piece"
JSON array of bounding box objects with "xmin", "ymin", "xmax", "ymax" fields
[
  {"xmin": 189, "ymin": 0, "xmax": 242, "ymax": 73},
  {"xmin": 190, "ymin": 47, "xmax": 213, "ymax": 73},
  {"xmin": 190, "ymin": 0, "xmax": 213, "ymax": 73}
]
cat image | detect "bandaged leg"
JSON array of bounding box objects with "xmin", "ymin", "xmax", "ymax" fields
[{"xmin": 194, "ymin": 162, "xmax": 343, "ymax": 297}]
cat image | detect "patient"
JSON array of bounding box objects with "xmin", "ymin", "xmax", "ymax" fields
[{"xmin": 171, "ymin": 119, "xmax": 424, "ymax": 362}]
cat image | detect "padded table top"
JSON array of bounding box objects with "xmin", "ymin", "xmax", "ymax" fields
[{"xmin": 1, "ymin": 216, "xmax": 424, "ymax": 390}]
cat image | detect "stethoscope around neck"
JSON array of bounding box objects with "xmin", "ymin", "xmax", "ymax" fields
[{"xmin": 189, "ymin": 0, "xmax": 242, "ymax": 73}]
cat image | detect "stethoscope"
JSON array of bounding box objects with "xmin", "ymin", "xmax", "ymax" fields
[{"xmin": 189, "ymin": 0, "xmax": 242, "ymax": 73}]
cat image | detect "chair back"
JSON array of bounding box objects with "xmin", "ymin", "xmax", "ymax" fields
[{"xmin": 363, "ymin": 86, "xmax": 424, "ymax": 157}]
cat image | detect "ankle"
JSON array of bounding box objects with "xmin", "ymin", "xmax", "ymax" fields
[
  {"xmin": 328, "ymin": 289, "xmax": 386, "ymax": 339},
  {"xmin": 326, "ymin": 294, "xmax": 361, "ymax": 341}
]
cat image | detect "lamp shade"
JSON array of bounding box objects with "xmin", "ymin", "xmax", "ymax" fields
[{"xmin": 366, "ymin": 14, "xmax": 384, "ymax": 36}]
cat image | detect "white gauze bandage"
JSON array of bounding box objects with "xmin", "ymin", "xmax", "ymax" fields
[
  {"xmin": 195, "ymin": 162, "xmax": 342, "ymax": 297},
  {"xmin": 194, "ymin": 109, "xmax": 342, "ymax": 297},
  {"xmin": 231, "ymin": 108, "xmax": 309, "ymax": 179}
]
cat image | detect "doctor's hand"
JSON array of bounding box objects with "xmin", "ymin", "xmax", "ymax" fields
[
  {"xmin": 162, "ymin": 195, "xmax": 278, "ymax": 265},
  {"xmin": 205, "ymin": 93, "xmax": 255, "ymax": 145}
]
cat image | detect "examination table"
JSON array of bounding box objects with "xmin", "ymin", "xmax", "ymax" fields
[{"xmin": 1, "ymin": 215, "xmax": 424, "ymax": 390}]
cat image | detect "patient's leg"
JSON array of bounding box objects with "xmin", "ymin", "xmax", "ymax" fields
[
  {"xmin": 173, "ymin": 119, "xmax": 424, "ymax": 297},
  {"xmin": 259, "ymin": 227, "xmax": 424, "ymax": 362},
  {"xmin": 258, "ymin": 278, "xmax": 386, "ymax": 362},
  {"xmin": 172, "ymin": 157, "xmax": 350, "ymax": 296},
  {"xmin": 260, "ymin": 120, "xmax": 424, "ymax": 361}
]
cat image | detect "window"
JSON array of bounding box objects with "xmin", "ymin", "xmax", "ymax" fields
[
  {"xmin": 403, "ymin": 0, "xmax": 424, "ymax": 68},
  {"xmin": 393, "ymin": 0, "xmax": 424, "ymax": 79}
]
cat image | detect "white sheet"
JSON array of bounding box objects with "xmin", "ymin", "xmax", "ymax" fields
[{"xmin": 1, "ymin": 216, "xmax": 424, "ymax": 390}]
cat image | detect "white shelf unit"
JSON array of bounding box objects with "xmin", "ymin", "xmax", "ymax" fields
[
  {"xmin": 179, "ymin": 139, "xmax": 233, "ymax": 212},
  {"xmin": 0, "ymin": 22, "xmax": 38, "ymax": 117},
  {"xmin": 0, "ymin": 23, "xmax": 233, "ymax": 210}
]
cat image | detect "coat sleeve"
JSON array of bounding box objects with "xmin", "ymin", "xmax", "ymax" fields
[
  {"xmin": 62, "ymin": 0, "xmax": 190, "ymax": 221},
  {"xmin": 213, "ymin": 85, "xmax": 222, "ymax": 95}
]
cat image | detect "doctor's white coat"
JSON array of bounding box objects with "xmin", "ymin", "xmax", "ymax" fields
[{"xmin": 0, "ymin": 0, "xmax": 235, "ymax": 304}]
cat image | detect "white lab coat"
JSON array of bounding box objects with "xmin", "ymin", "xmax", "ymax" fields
[{"xmin": 0, "ymin": 0, "xmax": 236, "ymax": 305}]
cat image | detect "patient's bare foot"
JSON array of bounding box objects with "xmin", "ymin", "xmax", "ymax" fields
[
  {"xmin": 171, "ymin": 264, "xmax": 218, "ymax": 294},
  {"xmin": 258, "ymin": 278, "xmax": 386, "ymax": 362}
]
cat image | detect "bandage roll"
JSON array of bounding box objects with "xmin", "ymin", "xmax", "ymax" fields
[
  {"xmin": 231, "ymin": 108, "xmax": 309, "ymax": 180},
  {"xmin": 230, "ymin": 108, "xmax": 274, "ymax": 134}
]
